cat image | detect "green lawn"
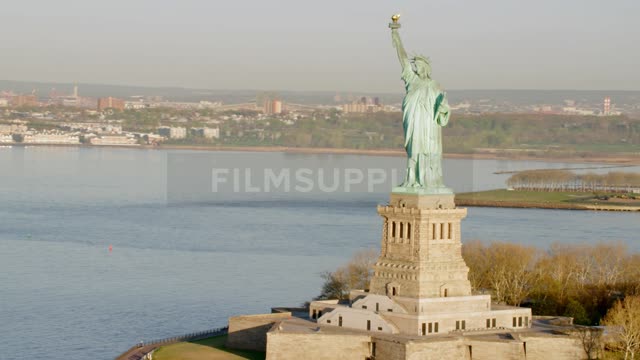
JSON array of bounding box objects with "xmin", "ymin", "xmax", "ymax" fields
[
  {"xmin": 455, "ymin": 190, "xmax": 587, "ymax": 204},
  {"xmin": 152, "ymin": 335, "xmax": 265, "ymax": 360},
  {"xmin": 455, "ymin": 189, "xmax": 639, "ymax": 208}
]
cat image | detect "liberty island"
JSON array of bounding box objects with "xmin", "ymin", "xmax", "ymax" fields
[
  {"xmin": 106, "ymin": 15, "xmax": 614, "ymax": 360},
  {"xmin": 219, "ymin": 16, "xmax": 593, "ymax": 360}
]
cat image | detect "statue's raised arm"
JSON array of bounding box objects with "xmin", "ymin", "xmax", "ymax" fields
[{"xmin": 390, "ymin": 16, "xmax": 411, "ymax": 72}]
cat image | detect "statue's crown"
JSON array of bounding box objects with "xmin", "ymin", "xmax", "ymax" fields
[{"xmin": 412, "ymin": 55, "xmax": 431, "ymax": 64}]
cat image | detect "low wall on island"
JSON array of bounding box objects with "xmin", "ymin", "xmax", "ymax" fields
[
  {"xmin": 226, "ymin": 312, "xmax": 293, "ymax": 352},
  {"xmin": 267, "ymin": 331, "xmax": 372, "ymax": 360},
  {"xmin": 115, "ymin": 326, "xmax": 228, "ymax": 360}
]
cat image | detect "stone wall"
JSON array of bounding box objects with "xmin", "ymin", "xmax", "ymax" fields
[
  {"xmin": 406, "ymin": 338, "xmax": 469, "ymax": 360},
  {"xmin": 520, "ymin": 333, "xmax": 586, "ymax": 360},
  {"xmin": 226, "ymin": 313, "xmax": 291, "ymax": 351},
  {"xmin": 466, "ymin": 339, "xmax": 525, "ymax": 360},
  {"xmin": 266, "ymin": 332, "xmax": 371, "ymax": 360},
  {"xmin": 373, "ymin": 337, "xmax": 407, "ymax": 360},
  {"xmin": 264, "ymin": 324, "xmax": 588, "ymax": 360}
]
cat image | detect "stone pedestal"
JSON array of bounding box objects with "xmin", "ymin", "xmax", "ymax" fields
[
  {"xmin": 309, "ymin": 191, "xmax": 531, "ymax": 337},
  {"xmin": 368, "ymin": 192, "xmax": 472, "ymax": 302}
]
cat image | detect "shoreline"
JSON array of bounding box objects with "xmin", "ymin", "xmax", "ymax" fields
[
  {"xmin": 455, "ymin": 189, "xmax": 640, "ymax": 212},
  {"xmin": 454, "ymin": 198, "xmax": 640, "ymax": 212},
  {"xmin": 4, "ymin": 142, "xmax": 640, "ymax": 165}
]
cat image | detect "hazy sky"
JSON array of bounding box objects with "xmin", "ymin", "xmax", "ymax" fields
[{"xmin": 1, "ymin": 0, "xmax": 638, "ymax": 92}]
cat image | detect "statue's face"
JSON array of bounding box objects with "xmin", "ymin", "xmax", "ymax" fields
[{"xmin": 414, "ymin": 61, "xmax": 431, "ymax": 78}]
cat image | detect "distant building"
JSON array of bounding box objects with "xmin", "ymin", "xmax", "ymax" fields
[
  {"xmin": 11, "ymin": 94, "xmax": 38, "ymax": 107},
  {"xmin": 60, "ymin": 123, "xmax": 122, "ymax": 134},
  {"xmin": 342, "ymin": 102, "xmax": 368, "ymax": 113},
  {"xmin": 191, "ymin": 127, "xmax": 220, "ymax": 139},
  {"xmin": 273, "ymin": 100, "xmax": 282, "ymax": 114},
  {"xmin": 536, "ymin": 105, "xmax": 554, "ymax": 113},
  {"xmin": 198, "ymin": 101, "xmax": 223, "ymax": 109},
  {"xmin": 90, "ymin": 135, "xmax": 138, "ymax": 146},
  {"xmin": 158, "ymin": 126, "xmax": 187, "ymax": 139},
  {"xmin": 55, "ymin": 85, "xmax": 80, "ymax": 107},
  {"xmin": 604, "ymin": 96, "xmax": 611, "ymax": 116},
  {"xmin": 342, "ymin": 102, "xmax": 383, "ymax": 113},
  {"xmin": 0, "ymin": 134, "xmax": 14, "ymax": 144},
  {"xmin": 342, "ymin": 96, "xmax": 384, "ymax": 113},
  {"xmin": 98, "ymin": 97, "xmax": 125, "ymax": 111},
  {"xmin": 0, "ymin": 124, "xmax": 28, "ymax": 134},
  {"xmin": 151, "ymin": 101, "xmax": 193, "ymax": 109},
  {"xmin": 124, "ymin": 101, "xmax": 151, "ymax": 110},
  {"xmin": 264, "ymin": 99, "xmax": 283, "ymax": 115},
  {"xmin": 264, "ymin": 100, "xmax": 273, "ymax": 114},
  {"xmin": 22, "ymin": 134, "xmax": 80, "ymax": 144},
  {"xmin": 143, "ymin": 133, "xmax": 166, "ymax": 145},
  {"xmin": 562, "ymin": 107, "xmax": 595, "ymax": 116},
  {"xmin": 157, "ymin": 127, "xmax": 170, "ymax": 138}
]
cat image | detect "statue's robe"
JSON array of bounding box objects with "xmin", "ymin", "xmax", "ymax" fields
[{"xmin": 401, "ymin": 66, "xmax": 450, "ymax": 187}]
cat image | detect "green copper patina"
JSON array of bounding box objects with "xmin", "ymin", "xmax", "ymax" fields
[{"xmin": 389, "ymin": 15, "xmax": 452, "ymax": 195}]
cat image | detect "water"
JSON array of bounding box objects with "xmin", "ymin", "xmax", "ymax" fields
[{"xmin": 0, "ymin": 146, "xmax": 638, "ymax": 360}]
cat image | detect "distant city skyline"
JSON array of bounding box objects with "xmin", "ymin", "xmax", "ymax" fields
[{"xmin": 1, "ymin": 0, "xmax": 638, "ymax": 92}]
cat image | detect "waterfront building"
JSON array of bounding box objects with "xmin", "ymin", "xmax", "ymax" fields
[
  {"xmin": 0, "ymin": 124, "xmax": 28, "ymax": 134},
  {"xmin": 0, "ymin": 134, "xmax": 14, "ymax": 143},
  {"xmin": 22, "ymin": 134, "xmax": 80, "ymax": 144},
  {"xmin": 158, "ymin": 126, "xmax": 187, "ymax": 139},
  {"xmin": 89, "ymin": 135, "xmax": 138, "ymax": 146},
  {"xmin": 190, "ymin": 127, "xmax": 220, "ymax": 139}
]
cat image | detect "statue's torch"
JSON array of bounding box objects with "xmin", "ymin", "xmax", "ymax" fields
[{"xmin": 389, "ymin": 14, "xmax": 401, "ymax": 29}]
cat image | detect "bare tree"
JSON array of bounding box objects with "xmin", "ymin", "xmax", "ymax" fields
[
  {"xmin": 316, "ymin": 249, "xmax": 378, "ymax": 300},
  {"xmin": 591, "ymin": 243, "xmax": 627, "ymax": 289},
  {"xmin": 483, "ymin": 242, "xmax": 539, "ymax": 306},
  {"xmin": 345, "ymin": 248, "xmax": 378, "ymax": 291},
  {"xmin": 602, "ymin": 295, "xmax": 640, "ymax": 360},
  {"xmin": 462, "ymin": 240, "xmax": 492, "ymax": 293},
  {"xmin": 574, "ymin": 326, "xmax": 603, "ymax": 360}
]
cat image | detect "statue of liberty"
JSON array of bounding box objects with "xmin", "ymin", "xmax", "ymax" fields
[{"xmin": 390, "ymin": 15, "xmax": 452, "ymax": 194}]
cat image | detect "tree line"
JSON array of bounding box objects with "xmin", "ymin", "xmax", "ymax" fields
[
  {"xmin": 507, "ymin": 170, "xmax": 640, "ymax": 192},
  {"xmin": 318, "ymin": 242, "xmax": 640, "ymax": 326},
  {"xmin": 462, "ymin": 241, "xmax": 640, "ymax": 325},
  {"xmin": 318, "ymin": 242, "xmax": 640, "ymax": 358},
  {"xmin": 467, "ymin": 241, "xmax": 640, "ymax": 360}
]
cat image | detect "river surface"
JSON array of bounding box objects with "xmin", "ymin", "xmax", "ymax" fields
[{"xmin": 0, "ymin": 146, "xmax": 638, "ymax": 360}]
